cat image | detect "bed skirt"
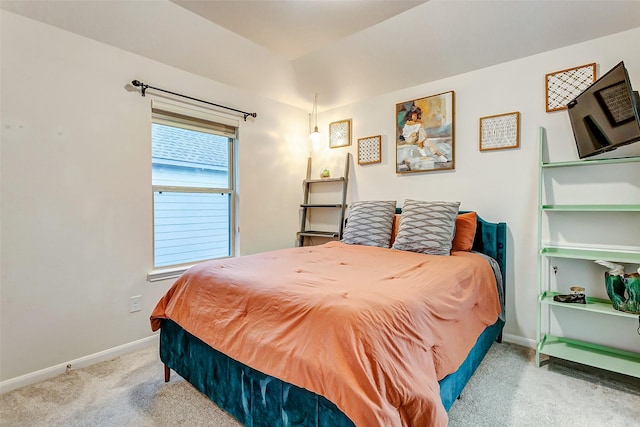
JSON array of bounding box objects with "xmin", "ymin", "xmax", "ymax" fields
[{"xmin": 159, "ymin": 318, "xmax": 504, "ymax": 426}]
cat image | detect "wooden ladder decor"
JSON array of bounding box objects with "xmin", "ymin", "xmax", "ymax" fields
[{"xmin": 296, "ymin": 153, "xmax": 350, "ymax": 247}]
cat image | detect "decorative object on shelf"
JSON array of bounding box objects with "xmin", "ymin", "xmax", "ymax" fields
[
  {"xmin": 479, "ymin": 111, "xmax": 520, "ymax": 151},
  {"xmin": 320, "ymin": 168, "xmax": 330, "ymax": 179},
  {"xmin": 553, "ymin": 293, "xmax": 586, "ymax": 304},
  {"xmin": 596, "ymin": 260, "xmax": 640, "ymax": 314},
  {"xmin": 357, "ymin": 135, "xmax": 382, "ymax": 165},
  {"xmin": 309, "ymin": 93, "xmax": 321, "ymax": 149},
  {"xmin": 622, "ymin": 272, "xmax": 640, "ymax": 314},
  {"xmin": 553, "ymin": 286, "xmax": 586, "ymax": 304},
  {"xmin": 395, "ymin": 91, "xmax": 455, "ymax": 174},
  {"xmin": 329, "ymin": 119, "xmax": 351, "ymax": 148},
  {"xmin": 545, "ymin": 63, "xmax": 596, "ymax": 112}
]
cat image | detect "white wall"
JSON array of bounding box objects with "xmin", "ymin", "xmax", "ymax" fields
[
  {"xmin": 312, "ymin": 27, "xmax": 640, "ymax": 349},
  {"xmin": 0, "ymin": 11, "xmax": 309, "ymax": 385},
  {"xmin": 2, "ymin": 10, "xmax": 639, "ymax": 388}
]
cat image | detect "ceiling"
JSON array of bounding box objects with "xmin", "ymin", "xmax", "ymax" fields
[
  {"xmin": 171, "ymin": 0, "xmax": 428, "ymax": 60},
  {"xmin": 2, "ymin": 1, "xmax": 640, "ymax": 111}
]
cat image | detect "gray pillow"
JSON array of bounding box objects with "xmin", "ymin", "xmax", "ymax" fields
[
  {"xmin": 342, "ymin": 200, "xmax": 397, "ymax": 248},
  {"xmin": 392, "ymin": 199, "xmax": 460, "ymax": 255}
]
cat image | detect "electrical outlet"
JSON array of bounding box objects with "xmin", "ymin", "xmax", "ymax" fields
[{"xmin": 129, "ymin": 295, "xmax": 142, "ymax": 313}]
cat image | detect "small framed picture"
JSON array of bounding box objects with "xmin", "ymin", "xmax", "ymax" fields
[
  {"xmin": 479, "ymin": 111, "xmax": 520, "ymax": 151},
  {"xmin": 329, "ymin": 119, "xmax": 351, "ymax": 148},
  {"xmin": 545, "ymin": 63, "xmax": 596, "ymax": 112},
  {"xmin": 357, "ymin": 135, "xmax": 382, "ymax": 165}
]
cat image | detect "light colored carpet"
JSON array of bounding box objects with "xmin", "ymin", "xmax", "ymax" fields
[{"xmin": 1, "ymin": 341, "xmax": 638, "ymax": 426}]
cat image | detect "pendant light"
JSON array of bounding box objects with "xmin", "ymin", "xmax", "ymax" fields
[{"xmin": 309, "ymin": 93, "xmax": 321, "ymax": 147}]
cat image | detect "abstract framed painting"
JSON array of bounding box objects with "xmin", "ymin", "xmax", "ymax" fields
[{"xmin": 395, "ymin": 91, "xmax": 454, "ymax": 174}]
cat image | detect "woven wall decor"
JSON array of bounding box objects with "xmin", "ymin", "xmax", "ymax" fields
[
  {"xmin": 357, "ymin": 135, "xmax": 382, "ymax": 165},
  {"xmin": 329, "ymin": 119, "xmax": 351, "ymax": 148},
  {"xmin": 545, "ymin": 63, "xmax": 596, "ymax": 112},
  {"xmin": 479, "ymin": 112, "xmax": 520, "ymax": 151}
]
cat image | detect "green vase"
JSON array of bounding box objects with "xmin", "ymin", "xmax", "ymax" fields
[
  {"xmin": 605, "ymin": 272, "xmax": 626, "ymax": 311},
  {"xmin": 605, "ymin": 272, "xmax": 640, "ymax": 314},
  {"xmin": 622, "ymin": 273, "xmax": 640, "ymax": 314}
]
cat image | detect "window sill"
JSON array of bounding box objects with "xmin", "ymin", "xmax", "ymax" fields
[
  {"xmin": 148, "ymin": 255, "xmax": 234, "ymax": 282},
  {"xmin": 147, "ymin": 265, "xmax": 194, "ymax": 282}
]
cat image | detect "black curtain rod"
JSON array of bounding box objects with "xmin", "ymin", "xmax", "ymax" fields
[{"xmin": 131, "ymin": 80, "xmax": 257, "ymax": 121}]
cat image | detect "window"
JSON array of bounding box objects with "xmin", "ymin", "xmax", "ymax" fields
[{"xmin": 150, "ymin": 101, "xmax": 237, "ymax": 273}]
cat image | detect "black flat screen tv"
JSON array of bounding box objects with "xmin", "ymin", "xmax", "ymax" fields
[{"xmin": 567, "ymin": 61, "xmax": 640, "ymax": 159}]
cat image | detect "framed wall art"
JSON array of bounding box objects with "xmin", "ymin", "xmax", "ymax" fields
[
  {"xmin": 357, "ymin": 135, "xmax": 382, "ymax": 165},
  {"xmin": 479, "ymin": 111, "xmax": 520, "ymax": 151},
  {"xmin": 395, "ymin": 91, "xmax": 454, "ymax": 174},
  {"xmin": 545, "ymin": 63, "xmax": 596, "ymax": 112},
  {"xmin": 329, "ymin": 119, "xmax": 351, "ymax": 148}
]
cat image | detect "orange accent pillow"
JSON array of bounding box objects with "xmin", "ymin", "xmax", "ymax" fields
[
  {"xmin": 451, "ymin": 212, "xmax": 477, "ymax": 252},
  {"xmin": 389, "ymin": 214, "xmax": 401, "ymax": 246}
]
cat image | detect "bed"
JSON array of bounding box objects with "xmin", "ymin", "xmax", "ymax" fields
[{"xmin": 151, "ymin": 201, "xmax": 506, "ymax": 426}]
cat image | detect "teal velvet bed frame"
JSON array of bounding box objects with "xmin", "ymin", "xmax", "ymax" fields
[{"xmin": 159, "ymin": 214, "xmax": 507, "ymax": 426}]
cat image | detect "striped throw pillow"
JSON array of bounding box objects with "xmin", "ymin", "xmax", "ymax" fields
[
  {"xmin": 342, "ymin": 200, "xmax": 397, "ymax": 248},
  {"xmin": 392, "ymin": 199, "xmax": 460, "ymax": 255}
]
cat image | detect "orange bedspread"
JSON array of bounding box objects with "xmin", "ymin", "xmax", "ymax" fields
[{"xmin": 151, "ymin": 241, "xmax": 500, "ymax": 426}]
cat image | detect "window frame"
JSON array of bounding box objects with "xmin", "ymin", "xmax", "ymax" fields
[{"xmin": 147, "ymin": 101, "xmax": 238, "ymax": 281}]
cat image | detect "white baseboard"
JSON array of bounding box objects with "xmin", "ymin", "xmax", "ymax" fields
[
  {"xmin": 0, "ymin": 334, "xmax": 159, "ymax": 394},
  {"xmin": 0, "ymin": 331, "xmax": 537, "ymax": 394},
  {"xmin": 502, "ymin": 333, "xmax": 536, "ymax": 349}
]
